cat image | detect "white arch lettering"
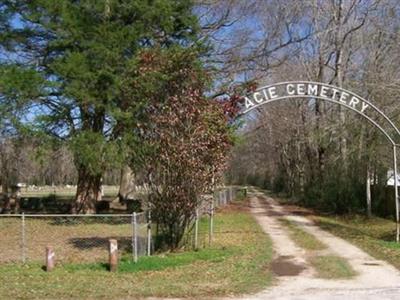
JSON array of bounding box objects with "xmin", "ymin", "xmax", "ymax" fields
[
  {"xmin": 253, "ymin": 92, "xmax": 264, "ymax": 103},
  {"xmin": 238, "ymin": 81, "xmax": 400, "ymax": 144},
  {"xmin": 244, "ymin": 97, "xmax": 254, "ymax": 109}
]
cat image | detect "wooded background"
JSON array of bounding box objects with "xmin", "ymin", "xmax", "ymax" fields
[
  {"xmin": 1, "ymin": 0, "xmax": 400, "ymax": 218},
  {"xmin": 223, "ymin": 0, "xmax": 400, "ymax": 216}
]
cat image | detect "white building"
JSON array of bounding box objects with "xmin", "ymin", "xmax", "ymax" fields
[{"xmin": 386, "ymin": 170, "xmax": 400, "ymax": 186}]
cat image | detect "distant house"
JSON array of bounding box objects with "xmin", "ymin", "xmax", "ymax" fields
[
  {"xmin": 368, "ymin": 170, "xmax": 400, "ymax": 187},
  {"xmin": 386, "ymin": 170, "xmax": 400, "ymax": 187}
]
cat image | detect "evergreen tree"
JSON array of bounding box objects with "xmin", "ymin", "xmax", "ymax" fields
[{"xmin": 0, "ymin": 0, "xmax": 200, "ymax": 213}]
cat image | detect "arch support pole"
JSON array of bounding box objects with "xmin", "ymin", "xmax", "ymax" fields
[{"xmin": 393, "ymin": 145, "xmax": 399, "ymax": 242}]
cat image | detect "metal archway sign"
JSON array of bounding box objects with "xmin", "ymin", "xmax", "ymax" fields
[{"xmin": 238, "ymin": 81, "xmax": 400, "ymax": 242}]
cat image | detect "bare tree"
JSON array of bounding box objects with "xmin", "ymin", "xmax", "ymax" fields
[{"xmin": 226, "ymin": 0, "xmax": 400, "ymax": 215}]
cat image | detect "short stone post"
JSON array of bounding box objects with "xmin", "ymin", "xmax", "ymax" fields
[
  {"xmin": 109, "ymin": 239, "xmax": 118, "ymax": 272},
  {"xmin": 46, "ymin": 246, "xmax": 55, "ymax": 271}
]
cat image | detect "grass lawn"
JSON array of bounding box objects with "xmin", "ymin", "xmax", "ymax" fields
[
  {"xmin": 279, "ymin": 218, "xmax": 327, "ymax": 251},
  {"xmin": 310, "ymin": 255, "xmax": 356, "ymax": 279},
  {"xmin": 313, "ymin": 214, "xmax": 400, "ymax": 270},
  {"xmin": 0, "ymin": 205, "xmax": 274, "ymax": 299}
]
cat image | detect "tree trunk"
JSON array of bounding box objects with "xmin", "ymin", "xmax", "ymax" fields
[
  {"xmin": 118, "ymin": 165, "xmax": 136, "ymax": 203},
  {"xmin": 72, "ymin": 166, "xmax": 102, "ymax": 214},
  {"xmin": 1, "ymin": 185, "xmax": 21, "ymax": 213},
  {"xmin": 366, "ymin": 168, "xmax": 372, "ymax": 217},
  {"xmin": 1, "ymin": 184, "xmax": 11, "ymax": 213}
]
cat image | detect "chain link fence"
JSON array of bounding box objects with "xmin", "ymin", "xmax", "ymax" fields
[
  {"xmin": 0, "ymin": 212, "xmax": 152, "ymax": 265},
  {"xmin": 0, "ymin": 186, "xmax": 244, "ymax": 265},
  {"xmin": 191, "ymin": 186, "xmax": 245, "ymax": 249}
]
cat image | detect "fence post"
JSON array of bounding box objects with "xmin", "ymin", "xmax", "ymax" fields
[
  {"xmin": 147, "ymin": 210, "xmax": 151, "ymax": 256},
  {"xmin": 46, "ymin": 245, "xmax": 55, "ymax": 272},
  {"xmin": 21, "ymin": 212, "xmax": 26, "ymax": 264},
  {"xmin": 133, "ymin": 212, "xmax": 138, "ymax": 262},
  {"xmin": 194, "ymin": 208, "xmax": 199, "ymax": 249},
  {"xmin": 209, "ymin": 200, "xmax": 214, "ymax": 246},
  {"xmin": 131, "ymin": 213, "xmax": 134, "ymax": 261},
  {"xmin": 224, "ymin": 189, "xmax": 227, "ymax": 205},
  {"xmin": 109, "ymin": 239, "xmax": 118, "ymax": 272}
]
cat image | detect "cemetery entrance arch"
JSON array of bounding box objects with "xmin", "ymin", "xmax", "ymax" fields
[{"xmin": 238, "ymin": 81, "xmax": 400, "ymax": 241}]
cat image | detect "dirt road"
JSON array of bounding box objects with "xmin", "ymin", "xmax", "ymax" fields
[{"xmin": 239, "ymin": 190, "xmax": 400, "ymax": 300}]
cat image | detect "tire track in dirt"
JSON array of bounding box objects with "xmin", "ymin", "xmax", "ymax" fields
[{"xmin": 234, "ymin": 190, "xmax": 400, "ymax": 300}]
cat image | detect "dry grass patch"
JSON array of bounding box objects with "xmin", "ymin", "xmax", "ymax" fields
[
  {"xmin": 0, "ymin": 205, "xmax": 274, "ymax": 299},
  {"xmin": 279, "ymin": 218, "xmax": 327, "ymax": 251},
  {"xmin": 0, "ymin": 216, "xmax": 135, "ymax": 264},
  {"xmin": 311, "ymin": 255, "xmax": 356, "ymax": 279}
]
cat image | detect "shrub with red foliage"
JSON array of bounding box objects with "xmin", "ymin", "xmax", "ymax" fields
[{"xmin": 134, "ymin": 49, "xmax": 233, "ymax": 249}]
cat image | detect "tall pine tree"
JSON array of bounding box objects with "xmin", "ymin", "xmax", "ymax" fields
[{"xmin": 0, "ymin": 0, "xmax": 200, "ymax": 213}]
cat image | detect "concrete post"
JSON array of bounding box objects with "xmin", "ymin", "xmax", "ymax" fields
[
  {"xmin": 46, "ymin": 246, "xmax": 55, "ymax": 271},
  {"xmin": 109, "ymin": 239, "xmax": 118, "ymax": 272}
]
